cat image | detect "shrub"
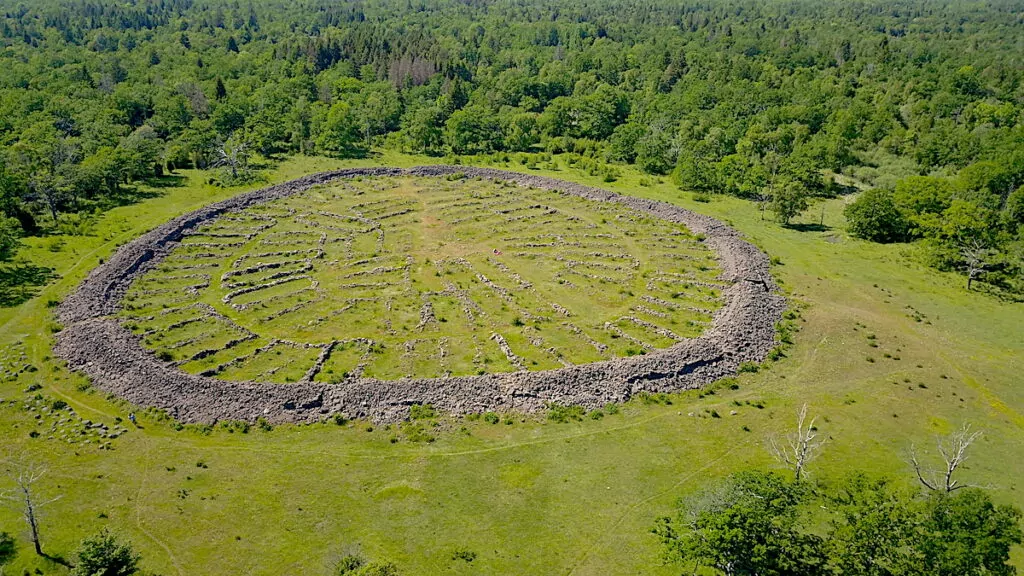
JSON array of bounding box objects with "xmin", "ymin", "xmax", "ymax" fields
[
  {"xmin": 636, "ymin": 392, "xmax": 672, "ymax": 405},
  {"xmin": 0, "ymin": 216, "xmax": 21, "ymax": 260},
  {"xmin": 337, "ymin": 554, "xmax": 364, "ymax": 574},
  {"xmin": 844, "ymin": 188, "xmax": 910, "ymax": 242},
  {"xmin": 547, "ymin": 403, "xmax": 586, "ymax": 423},
  {"xmin": 401, "ymin": 422, "xmax": 435, "ymax": 443},
  {"xmin": 70, "ymin": 529, "xmax": 140, "ymax": 576},
  {"xmin": 451, "ymin": 548, "xmax": 477, "ymax": 562},
  {"xmin": 408, "ymin": 404, "xmax": 436, "ymax": 420},
  {"xmin": 738, "ymin": 361, "xmax": 760, "ymax": 373},
  {"xmin": 0, "ymin": 531, "xmax": 15, "ymax": 570},
  {"xmin": 483, "ymin": 412, "xmax": 500, "ymax": 424}
]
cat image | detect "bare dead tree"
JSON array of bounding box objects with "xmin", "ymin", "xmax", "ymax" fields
[
  {"xmin": 0, "ymin": 458, "xmax": 61, "ymax": 557},
  {"xmin": 960, "ymin": 239, "xmax": 995, "ymax": 291},
  {"xmin": 214, "ymin": 134, "xmax": 250, "ymax": 180},
  {"xmin": 768, "ymin": 403, "xmax": 825, "ymax": 481},
  {"xmin": 909, "ymin": 423, "xmax": 982, "ymax": 493}
]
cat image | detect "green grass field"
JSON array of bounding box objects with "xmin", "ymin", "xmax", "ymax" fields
[
  {"xmin": 123, "ymin": 174, "xmax": 721, "ymax": 382},
  {"xmin": 1, "ymin": 153, "xmax": 1022, "ymax": 575}
]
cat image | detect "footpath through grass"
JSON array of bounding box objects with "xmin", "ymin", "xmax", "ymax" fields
[{"xmin": 0, "ymin": 153, "xmax": 1021, "ymax": 575}]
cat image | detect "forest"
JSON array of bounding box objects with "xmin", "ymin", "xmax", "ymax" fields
[{"xmin": 0, "ymin": 0, "xmax": 1021, "ymax": 291}]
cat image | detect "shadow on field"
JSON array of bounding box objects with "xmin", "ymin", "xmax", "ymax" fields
[
  {"xmin": 143, "ymin": 174, "xmax": 187, "ymax": 188},
  {"xmin": 41, "ymin": 552, "xmax": 71, "ymax": 568},
  {"xmin": 97, "ymin": 184, "xmax": 165, "ymax": 211},
  {"xmin": 0, "ymin": 262, "xmax": 58, "ymax": 307},
  {"xmin": 787, "ymin": 222, "xmax": 832, "ymax": 233}
]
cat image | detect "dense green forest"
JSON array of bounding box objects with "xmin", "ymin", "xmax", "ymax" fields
[{"xmin": 0, "ymin": 0, "xmax": 1021, "ymax": 290}]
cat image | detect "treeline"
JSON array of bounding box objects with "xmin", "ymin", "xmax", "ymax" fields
[
  {"xmin": 655, "ymin": 420, "xmax": 1023, "ymax": 575},
  {"xmin": 654, "ymin": 470, "xmax": 1022, "ymax": 575},
  {"xmin": 0, "ymin": 0, "xmax": 1021, "ymax": 288}
]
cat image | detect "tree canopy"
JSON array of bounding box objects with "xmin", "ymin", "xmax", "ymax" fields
[
  {"xmin": 655, "ymin": 470, "xmax": 1023, "ymax": 576},
  {"xmin": 0, "ymin": 0, "xmax": 1020, "ymax": 287}
]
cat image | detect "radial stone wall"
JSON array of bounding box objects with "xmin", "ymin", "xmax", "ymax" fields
[{"xmin": 53, "ymin": 166, "xmax": 786, "ymax": 423}]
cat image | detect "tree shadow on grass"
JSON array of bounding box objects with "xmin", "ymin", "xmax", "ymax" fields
[
  {"xmin": 786, "ymin": 223, "xmax": 832, "ymax": 233},
  {"xmin": 143, "ymin": 174, "xmax": 186, "ymax": 189},
  {"xmin": 99, "ymin": 185, "xmax": 164, "ymax": 210},
  {"xmin": 0, "ymin": 262, "xmax": 58, "ymax": 307},
  {"xmin": 41, "ymin": 552, "xmax": 71, "ymax": 567}
]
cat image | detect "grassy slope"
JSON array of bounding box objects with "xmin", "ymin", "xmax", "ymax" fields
[{"xmin": 0, "ymin": 153, "xmax": 1021, "ymax": 575}]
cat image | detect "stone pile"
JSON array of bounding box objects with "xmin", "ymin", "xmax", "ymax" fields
[{"xmin": 54, "ymin": 166, "xmax": 785, "ymax": 423}]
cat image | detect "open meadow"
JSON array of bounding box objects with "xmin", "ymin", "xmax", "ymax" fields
[{"xmin": 0, "ymin": 153, "xmax": 1022, "ymax": 575}]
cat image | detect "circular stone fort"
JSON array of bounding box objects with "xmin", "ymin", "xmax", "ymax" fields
[{"xmin": 54, "ymin": 166, "xmax": 785, "ymax": 423}]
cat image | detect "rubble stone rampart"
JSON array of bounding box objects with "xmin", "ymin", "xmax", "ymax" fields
[{"xmin": 54, "ymin": 166, "xmax": 785, "ymax": 423}]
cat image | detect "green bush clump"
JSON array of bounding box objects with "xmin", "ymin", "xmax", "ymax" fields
[
  {"xmin": 547, "ymin": 403, "xmax": 586, "ymax": 423},
  {"xmin": 451, "ymin": 548, "xmax": 477, "ymax": 562},
  {"xmin": 636, "ymin": 392, "xmax": 672, "ymax": 405},
  {"xmin": 408, "ymin": 404, "xmax": 436, "ymax": 420},
  {"xmin": 401, "ymin": 422, "xmax": 435, "ymax": 443},
  {"xmin": 738, "ymin": 361, "xmax": 760, "ymax": 373}
]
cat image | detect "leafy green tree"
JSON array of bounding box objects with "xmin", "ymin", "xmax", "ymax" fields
[
  {"xmin": 607, "ymin": 122, "xmax": 645, "ymax": 163},
  {"xmin": 402, "ymin": 106, "xmax": 444, "ymax": 154},
  {"xmin": 70, "ymin": 530, "xmax": 140, "ymax": 576},
  {"xmin": 0, "ymin": 216, "xmax": 22, "ymax": 260},
  {"xmin": 894, "ymin": 176, "xmax": 954, "ymax": 218},
  {"xmin": 316, "ymin": 102, "xmax": 363, "ymax": 158},
  {"xmin": 116, "ymin": 125, "xmax": 162, "ymax": 181},
  {"xmin": 845, "ymin": 188, "xmax": 909, "ymax": 242},
  {"xmin": 918, "ymin": 489, "xmax": 1022, "ymax": 576},
  {"xmin": 933, "ymin": 200, "xmax": 998, "ymax": 245},
  {"xmin": 539, "ymin": 84, "xmax": 627, "ymax": 140},
  {"xmin": 211, "ymin": 100, "xmax": 248, "ymax": 136},
  {"xmin": 771, "ymin": 180, "xmax": 809, "ymax": 225},
  {"xmin": 1006, "ymin": 185, "xmax": 1024, "ymax": 228},
  {"xmin": 502, "ymin": 111, "xmax": 539, "ymax": 152},
  {"xmin": 356, "ymin": 83, "xmax": 403, "ymax": 143},
  {"xmin": 653, "ymin": 471, "xmax": 828, "ymax": 575},
  {"xmin": 825, "ymin": 475, "xmax": 921, "ymax": 576},
  {"xmin": 635, "ymin": 126, "xmax": 676, "ymax": 175},
  {"xmin": 673, "ymin": 151, "xmax": 721, "ymax": 193},
  {"xmin": 444, "ymin": 105, "xmax": 502, "ymax": 155},
  {"xmin": 180, "ymin": 119, "xmax": 219, "ymax": 169}
]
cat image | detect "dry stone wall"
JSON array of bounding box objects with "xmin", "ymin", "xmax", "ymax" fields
[{"xmin": 54, "ymin": 166, "xmax": 786, "ymax": 424}]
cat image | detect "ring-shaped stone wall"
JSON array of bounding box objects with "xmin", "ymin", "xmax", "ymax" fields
[{"xmin": 54, "ymin": 166, "xmax": 786, "ymax": 423}]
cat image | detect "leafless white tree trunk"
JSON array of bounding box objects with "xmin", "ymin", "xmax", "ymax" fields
[
  {"xmin": 1, "ymin": 458, "xmax": 61, "ymax": 557},
  {"xmin": 769, "ymin": 403, "xmax": 825, "ymax": 481},
  {"xmin": 214, "ymin": 134, "xmax": 250, "ymax": 180},
  {"xmin": 910, "ymin": 423, "xmax": 982, "ymax": 493},
  {"xmin": 960, "ymin": 239, "xmax": 994, "ymax": 291}
]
